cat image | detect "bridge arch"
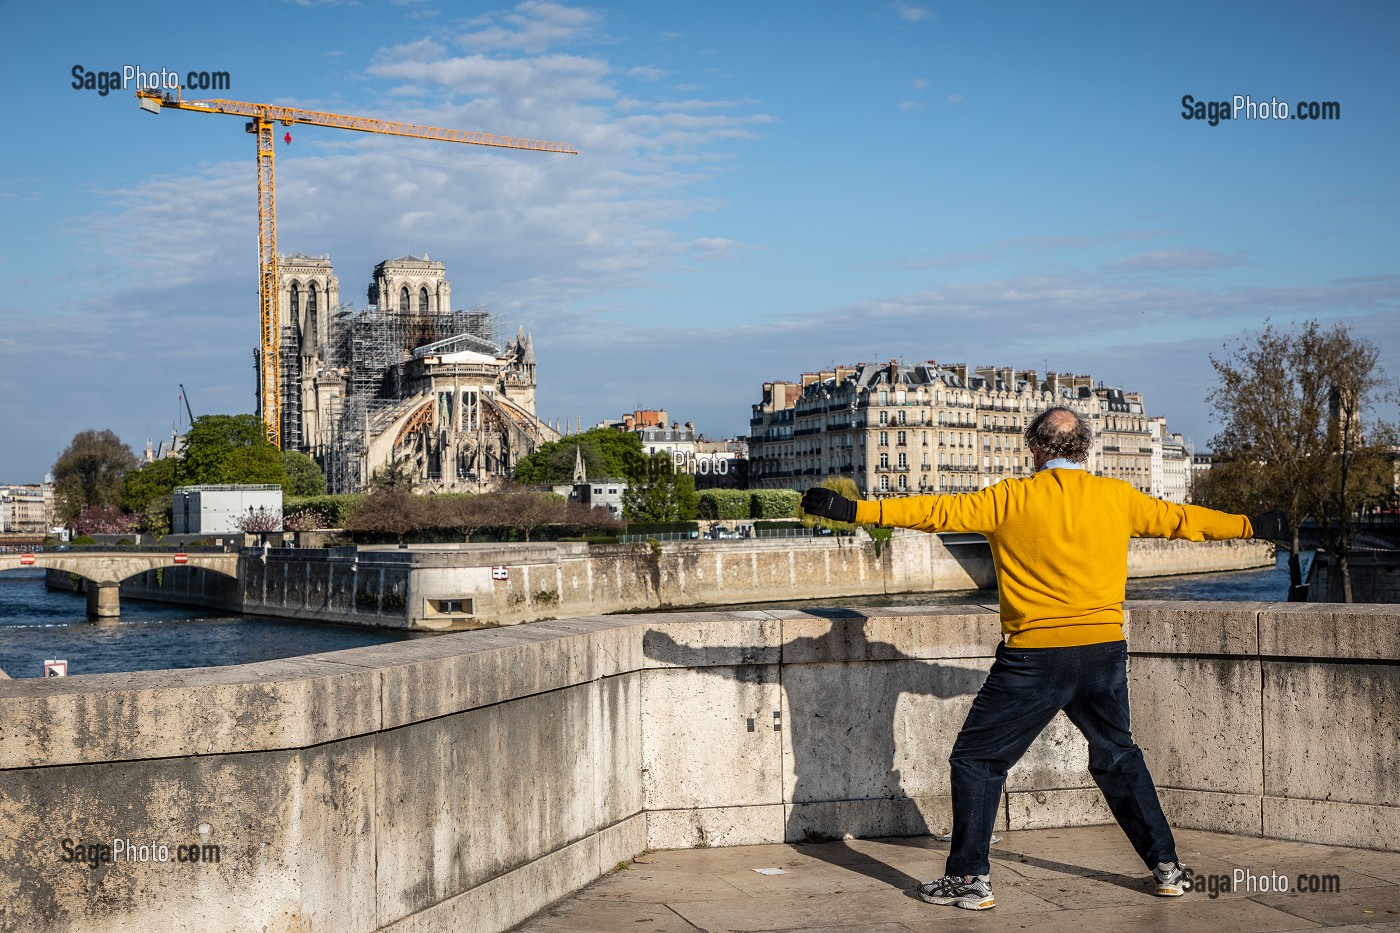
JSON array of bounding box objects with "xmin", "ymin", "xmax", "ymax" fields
[{"xmin": 0, "ymin": 552, "xmax": 241, "ymax": 620}]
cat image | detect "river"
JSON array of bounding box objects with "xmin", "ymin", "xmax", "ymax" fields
[
  {"xmin": 0, "ymin": 556, "xmax": 1302, "ymax": 680},
  {"xmin": 0, "ymin": 569, "xmax": 423, "ymax": 680}
]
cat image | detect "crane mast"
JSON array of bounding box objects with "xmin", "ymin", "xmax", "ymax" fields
[{"xmin": 137, "ymin": 88, "xmax": 576, "ymax": 448}]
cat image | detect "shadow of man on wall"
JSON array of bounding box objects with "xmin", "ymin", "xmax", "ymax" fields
[{"xmin": 643, "ymin": 606, "xmax": 992, "ymax": 894}]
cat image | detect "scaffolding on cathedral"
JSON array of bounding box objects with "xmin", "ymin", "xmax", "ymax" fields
[{"xmin": 316, "ymin": 306, "xmax": 502, "ymax": 493}]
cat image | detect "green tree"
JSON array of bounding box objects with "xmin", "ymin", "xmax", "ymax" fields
[
  {"xmin": 121, "ymin": 457, "xmax": 178, "ymax": 513},
  {"xmin": 622, "ymin": 454, "xmax": 698, "ymax": 522},
  {"xmin": 52, "ymin": 429, "xmax": 139, "ymax": 522},
  {"xmin": 1207, "ymin": 320, "xmax": 1396, "ymax": 600},
  {"xmin": 514, "ymin": 429, "xmax": 645, "ymax": 484},
  {"xmin": 180, "ymin": 414, "xmax": 287, "ymax": 487},
  {"xmin": 281, "ymin": 451, "xmax": 327, "ymax": 497}
]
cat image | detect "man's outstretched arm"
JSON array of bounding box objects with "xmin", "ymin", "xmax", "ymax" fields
[
  {"xmin": 801, "ymin": 487, "xmax": 1001, "ymax": 534},
  {"xmin": 1128, "ymin": 490, "xmax": 1290, "ymax": 543}
]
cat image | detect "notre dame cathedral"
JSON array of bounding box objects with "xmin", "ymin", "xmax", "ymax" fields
[{"xmin": 271, "ymin": 252, "xmax": 559, "ymax": 493}]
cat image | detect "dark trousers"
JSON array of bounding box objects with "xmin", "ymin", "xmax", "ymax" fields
[{"xmin": 945, "ymin": 639, "xmax": 1178, "ymax": 877}]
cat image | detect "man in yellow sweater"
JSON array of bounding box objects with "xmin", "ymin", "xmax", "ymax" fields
[{"xmin": 801, "ymin": 406, "xmax": 1286, "ymax": 911}]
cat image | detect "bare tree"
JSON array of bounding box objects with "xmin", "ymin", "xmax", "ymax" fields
[
  {"xmin": 438, "ymin": 494, "xmax": 504, "ymax": 542},
  {"xmin": 1206, "ymin": 320, "xmax": 1394, "ymax": 600},
  {"xmin": 564, "ymin": 501, "xmax": 623, "ymax": 536},
  {"xmin": 346, "ymin": 488, "xmax": 430, "ymax": 545},
  {"xmin": 495, "ymin": 483, "xmax": 568, "ymax": 542}
]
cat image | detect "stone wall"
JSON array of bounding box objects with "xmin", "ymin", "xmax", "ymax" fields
[
  {"xmin": 1, "ymin": 603, "xmax": 1393, "ymax": 932},
  {"xmin": 122, "ymin": 534, "xmax": 1274, "ymax": 630}
]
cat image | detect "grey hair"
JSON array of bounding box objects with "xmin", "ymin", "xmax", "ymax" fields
[{"xmin": 1024, "ymin": 406, "xmax": 1092, "ymax": 463}]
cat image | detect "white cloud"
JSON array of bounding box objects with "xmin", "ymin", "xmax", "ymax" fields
[
  {"xmin": 946, "ymin": 93, "xmax": 965, "ymax": 104},
  {"xmin": 1102, "ymin": 248, "xmax": 1246, "ymax": 273},
  {"xmin": 625, "ymin": 65, "xmax": 667, "ymax": 81},
  {"xmin": 898, "ymin": 100, "xmax": 923, "ymax": 111},
  {"xmin": 891, "ymin": 2, "xmax": 937, "ymax": 22},
  {"xmin": 456, "ymin": 0, "xmax": 602, "ymax": 53},
  {"xmin": 911, "ymin": 77, "xmax": 929, "ymax": 91}
]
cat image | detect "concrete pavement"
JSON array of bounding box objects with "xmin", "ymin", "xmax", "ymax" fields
[{"xmin": 514, "ymin": 825, "xmax": 1400, "ymax": 932}]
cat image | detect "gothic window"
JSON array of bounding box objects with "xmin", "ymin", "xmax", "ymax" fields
[
  {"xmin": 399, "ymin": 286, "xmax": 410, "ymax": 313},
  {"xmin": 307, "ymin": 283, "xmax": 318, "ymax": 344},
  {"xmin": 290, "ymin": 282, "xmax": 299, "ymax": 316},
  {"xmin": 419, "ymin": 287, "xmax": 429, "ymax": 313}
]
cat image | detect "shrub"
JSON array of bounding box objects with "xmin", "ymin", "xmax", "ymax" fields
[
  {"xmin": 749, "ymin": 489, "xmax": 801, "ymax": 519},
  {"xmin": 698, "ymin": 489, "xmax": 750, "ymax": 520}
]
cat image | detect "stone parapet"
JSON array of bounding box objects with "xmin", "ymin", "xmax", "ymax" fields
[{"xmin": 0, "ymin": 602, "xmax": 1392, "ymax": 931}]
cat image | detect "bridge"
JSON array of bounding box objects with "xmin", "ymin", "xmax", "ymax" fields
[{"xmin": 0, "ymin": 549, "xmax": 240, "ymax": 619}]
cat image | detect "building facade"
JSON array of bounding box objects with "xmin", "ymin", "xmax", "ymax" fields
[
  {"xmin": 0, "ymin": 484, "xmax": 55, "ymax": 534},
  {"xmin": 749, "ymin": 361, "xmax": 1178, "ymax": 498},
  {"xmin": 272, "ymin": 252, "xmax": 557, "ymax": 494},
  {"xmin": 172, "ymin": 485, "xmax": 283, "ymax": 535}
]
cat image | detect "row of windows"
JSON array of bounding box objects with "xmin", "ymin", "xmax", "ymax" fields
[
  {"xmin": 288, "ymin": 282, "xmax": 320, "ymax": 315},
  {"xmin": 400, "ymin": 286, "xmax": 432, "ymax": 314}
]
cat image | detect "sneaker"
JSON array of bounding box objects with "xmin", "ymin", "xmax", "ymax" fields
[
  {"xmin": 1153, "ymin": 861, "xmax": 1186, "ymax": 896},
  {"xmin": 917, "ymin": 874, "xmax": 995, "ymax": 910}
]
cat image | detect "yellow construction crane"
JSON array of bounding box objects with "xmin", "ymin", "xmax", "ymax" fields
[{"xmin": 136, "ymin": 87, "xmax": 577, "ymax": 448}]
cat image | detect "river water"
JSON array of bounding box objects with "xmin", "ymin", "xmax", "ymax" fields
[
  {"xmin": 0, "ymin": 569, "xmax": 423, "ymax": 680},
  {"xmin": 0, "ymin": 556, "xmax": 1299, "ymax": 680}
]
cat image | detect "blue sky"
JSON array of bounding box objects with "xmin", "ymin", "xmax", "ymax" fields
[{"xmin": 1, "ymin": 0, "xmax": 1396, "ymax": 481}]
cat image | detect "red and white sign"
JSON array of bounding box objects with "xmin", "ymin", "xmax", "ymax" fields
[
  {"xmin": 173, "ymin": 553, "xmax": 189, "ymax": 564},
  {"xmin": 44, "ymin": 659, "xmax": 68, "ymax": 677},
  {"xmin": 491, "ymin": 566, "xmax": 509, "ymax": 580},
  {"xmin": 19, "ymin": 553, "xmax": 35, "ymax": 565}
]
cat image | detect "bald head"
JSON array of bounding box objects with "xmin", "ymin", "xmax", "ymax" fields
[{"xmin": 1024, "ymin": 406, "xmax": 1092, "ymax": 465}]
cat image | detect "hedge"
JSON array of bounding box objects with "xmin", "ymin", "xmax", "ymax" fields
[
  {"xmin": 749, "ymin": 489, "xmax": 801, "ymax": 519},
  {"xmin": 697, "ymin": 489, "xmax": 751, "ymax": 520}
]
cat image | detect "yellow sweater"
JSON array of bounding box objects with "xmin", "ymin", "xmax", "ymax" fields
[{"xmin": 853, "ymin": 468, "xmax": 1254, "ymax": 648}]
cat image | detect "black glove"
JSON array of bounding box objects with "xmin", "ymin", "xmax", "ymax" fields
[
  {"xmin": 802, "ymin": 487, "xmax": 857, "ymax": 523},
  {"xmin": 1249, "ymin": 510, "xmax": 1290, "ymax": 542}
]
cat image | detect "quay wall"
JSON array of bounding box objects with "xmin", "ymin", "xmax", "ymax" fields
[
  {"xmin": 0, "ymin": 602, "xmax": 1394, "ymax": 932},
  {"xmin": 118, "ymin": 534, "xmax": 1275, "ymax": 629}
]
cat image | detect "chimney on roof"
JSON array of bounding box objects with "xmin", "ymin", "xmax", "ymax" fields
[{"xmin": 801, "ymin": 372, "xmax": 820, "ymax": 387}]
